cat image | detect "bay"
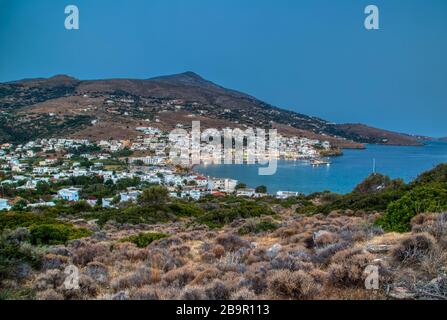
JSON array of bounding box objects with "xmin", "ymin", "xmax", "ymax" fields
[{"xmin": 195, "ymin": 141, "xmax": 447, "ymax": 195}]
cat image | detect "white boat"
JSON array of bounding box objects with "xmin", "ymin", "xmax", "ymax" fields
[{"xmin": 310, "ymin": 159, "xmax": 331, "ymax": 167}]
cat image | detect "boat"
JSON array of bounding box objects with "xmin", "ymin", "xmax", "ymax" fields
[{"xmin": 310, "ymin": 159, "xmax": 331, "ymax": 167}]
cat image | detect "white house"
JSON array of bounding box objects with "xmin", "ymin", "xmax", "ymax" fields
[
  {"xmin": 209, "ymin": 178, "xmax": 238, "ymax": 193},
  {"xmin": 58, "ymin": 188, "xmax": 81, "ymax": 202},
  {"xmin": 141, "ymin": 175, "xmax": 162, "ymax": 185},
  {"xmin": 120, "ymin": 190, "xmax": 142, "ymax": 203},
  {"xmin": 193, "ymin": 176, "xmax": 208, "ymax": 188},
  {"xmin": 236, "ymin": 188, "xmax": 256, "ymax": 198},
  {"xmin": 0, "ymin": 199, "xmax": 11, "ymax": 211},
  {"xmin": 181, "ymin": 190, "xmax": 202, "ymax": 201},
  {"xmin": 27, "ymin": 202, "xmax": 56, "ymax": 209},
  {"xmin": 102, "ymin": 198, "xmax": 115, "ymax": 208},
  {"xmin": 276, "ymin": 191, "xmax": 301, "ymax": 199}
]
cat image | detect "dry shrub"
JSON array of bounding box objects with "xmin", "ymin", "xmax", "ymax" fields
[
  {"xmin": 147, "ymin": 248, "xmax": 185, "ymax": 272},
  {"xmin": 247, "ymin": 247, "xmax": 267, "ymax": 263},
  {"xmin": 217, "ymin": 251, "xmax": 246, "ymax": 273},
  {"xmin": 413, "ymin": 213, "xmax": 447, "ymax": 242},
  {"xmin": 42, "ymin": 254, "xmax": 69, "ymax": 270},
  {"xmin": 230, "ymin": 288, "xmax": 257, "ymax": 300},
  {"xmin": 201, "ymin": 252, "xmax": 216, "ymax": 263},
  {"xmin": 72, "ymin": 243, "xmax": 109, "ymax": 266},
  {"xmin": 327, "ymin": 248, "xmax": 373, "ymax": 287},
  {"xmin": 268, "ymin": 270, "xmax": 322, "ymax": 299},
  {"xmin": 130, "ymin": 286, "xmax": 160, "ymax": 300},
  {"xmin": 152, "ymin": 236, "xmax": 182, "ymax": 249},
  {"xmin": 313, "ymin": 242, "xmax": 351, "ymax": 265},
  {"xmin": 204, "ymin": 280, "xmax": 231, "ymax": 300},
  {"xmin": 111, "ymin": 266, "xmax": 152, "ymax": 291},
  {"xmin": 79, "ymin": 275, "xmax": 100, "ymax": 296},
  {"xmin": 190, "ymin": 267, "xmax": 220, "ymax": 286},
  {"xmin": 242, "ymin": 265, "xmax": 268, "ymax": 294},
  {"xmin": 150, "ymin": 267, "xmax": 161, "ymax": 284},
  {"xmin": 111, "ymin": 291, "xmax": 130, "ymax": 300},
  {"xmin": 153, "ymin": 286, "xmax": 181, "ymax": 300},
  {"xmin": 314, "ymin": 231, "xmax": 338, "ymax": 247},
  {"xmin": 169, "ymin": 245, "xmax": 191, "ymax": 258},
  {"xmin": 391, "ymin": 233, "xmax": 437, "ymax": 265},
  {"xmin": 85, "ymin": 262, "xmax": 109, "ymax": 284},
  {"xmin": 216, "ymin": 234, "xmax": 251, "ymax": 252},
  {"xmin": 212, "ymin": 245, "xmax": 225, "ymax": 258},
  {"xmin": 270, "ymin": 252, "xmax": 313, "ymax": 272},
  {"xmin": 416, "ymin": 275, "xmax": 447, "ymax": 299},
  {"xmin": 274, "ymin": 226, "xmax": 300, "ymax": 239},
  {"xmin": 32, "ymin": 270, "xmax": 65, "ymax": 291},
  {"xmin": 112, "ymin": 243, "xmax": 149, "ymax": 262},
  {"xmin": 250, "ymin": 275, "xmax": 268, "ymax": 295},
  {"xmin": 35, "ymin": 289, "xmax": 64, "ymax": 300},
  {"xmin": 62, "ymin": 274, "xmax": 99, "ymax": 300},
  {"xmin": 292, "ymin": 231, "xmax": 315, "ymax": 248},
  {"xmin": 246, "ymin": 253, "xmax": 262, "ymax": 265},
  {"xmin": 419, "ymin": 247, "xmax": 447, "ymax": 276},
  {"xmin": 308, "ymin": 268, "xmax": 329, "ymax": 286},
  {"xmin": 162, "ymin": 266, "xmax": 197, "ymax": 288},
  {"xmin": 182, "ymin": 286, "xmax": 206, "ymax": 300},
  {"xmin": 411, "ymin": 213, "xmax": 431, "ymax": 228}
]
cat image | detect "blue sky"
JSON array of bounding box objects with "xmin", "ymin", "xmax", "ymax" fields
[{"xmin": 1, "ymin": 0, "xmax": 446, "ymax": 137}]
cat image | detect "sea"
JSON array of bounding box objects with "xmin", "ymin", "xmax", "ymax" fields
[{"xmin": 195, "ymin": 141, "xmax": 447, "ymax": 195}]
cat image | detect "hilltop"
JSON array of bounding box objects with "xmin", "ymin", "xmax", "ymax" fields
[{"xmin": 0, "ymin": 72, "xmax": 423, "ymax": 147}]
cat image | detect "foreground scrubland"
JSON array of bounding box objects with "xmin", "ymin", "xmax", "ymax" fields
[{"xmin": 1, "ymin": 165, "xmax": 447, "ymax": 300}]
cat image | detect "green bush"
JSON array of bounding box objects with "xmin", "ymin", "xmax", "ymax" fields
[
  {"xmin": 169, "ymin": 202, "xmax": 204, "ymax": 217},
  {"xmin": 0, "ymin": 230, "xmax": 44, "ymax": 281},
  {"xmin": 138, "ymin": 186, "xmax": 169, "ymax": 208},
  {"xmin": 120, "ymin": 232, "xmax": 169, "ymax": 248},
  {"xmin": 197, "ymin": 201, "xmax": 274, "ymax": 228},
  {"xmin": 413, "ymin": 164, "xmax": 447, "ymax": 186},
  {"xmin": 0, "ymin": 212, "xmax": 57, "ymax": 231},
  {"xmin": 30, "ymin": 224, "xmax": 91, "ymax": 245},
  {"xmin": 238, "ymin": 219, "xmax": 278, "ymax": 235},
  {"xmin": 377, "ymin": 183, "xmax": 447, "ymax": 232}
]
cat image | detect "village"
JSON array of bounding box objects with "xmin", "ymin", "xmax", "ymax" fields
[{"xmin": 0, "ymin": 128, "xmax": 331, "ymax": 211}]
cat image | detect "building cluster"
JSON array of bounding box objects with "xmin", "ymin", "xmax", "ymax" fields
[{"xmin": 0, "ymin": 128, "xmax": 320, "ymax": 211}]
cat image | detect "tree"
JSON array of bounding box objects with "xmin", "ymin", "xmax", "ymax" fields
[
  {"xmin": 36, "ymin": 182, "xmax": 52, "ymax": 195},
  {"xmin": 236, "ymin": 183, "xmax": 247, "ymax": 190},
  {"xmin": 12, "ymin": 199, "xmax": 27, "ymax": 211},
  {"xmin": 137, "ymin": 186, "xmax": 169, "ymax": 208},
  {"xmin": 255, "ymin": 185, "xmax": 267, "ymax": 194}
]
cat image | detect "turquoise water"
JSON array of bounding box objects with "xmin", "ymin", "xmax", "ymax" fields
[{"xmin": 196, "ymin": 141, "xmax": 447, "ymax": 195}]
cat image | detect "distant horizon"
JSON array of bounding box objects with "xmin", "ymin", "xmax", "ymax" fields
[{"xmin": 1, "ymin": 0, "xmax": 446, "ymax": 137}]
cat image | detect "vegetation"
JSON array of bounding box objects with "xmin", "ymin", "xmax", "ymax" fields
[
  {"xmin": 377, "ymin": 183, "xmax": 447, "ymax": 232},
  {"xmin": 29, "ymin": 224, "xmax": 91, "ymax": 246},
  {"xmin": 296, "ymin": 165, "xmax": 447, "ymax": 233},
  {"xmin": 0, "ymin": 163, "xmax": 446, "ymax": 300},
  {"xmin": 120, "ymin": 232, "xmax": 169, "ymax": 248},
  {"xmin": 138, "ymin": 186, "xmax": 169, "ymax": 208},
  {"xmin": 238, "ymin": 218, "xmax": 278, "ymax": 235},
  {"xmin": 0, "ymin": 212, "xmax": 91, "ymax": 245}
]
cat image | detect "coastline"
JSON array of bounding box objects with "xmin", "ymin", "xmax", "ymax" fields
[{"xmin": 194, "ymin": 141, "xmax": 447, "ymax": 196}]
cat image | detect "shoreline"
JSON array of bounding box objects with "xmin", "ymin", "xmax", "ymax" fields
[{"xmin": 193, "ymin": 141, "xmax": 447, "ymax": 196}]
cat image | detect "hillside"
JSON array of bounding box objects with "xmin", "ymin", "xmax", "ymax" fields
[
  {"xmin": 1, "ymin": 164, "xmax": 446, "ymax": 300},
  {"xmin": 0, "ymin": 72, "xmax": 423, "ymax": 147}
]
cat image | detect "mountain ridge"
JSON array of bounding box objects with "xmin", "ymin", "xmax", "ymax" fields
[{"xmin": 0, "ymin": 72, "xmax": 424, "ymax": 147}]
